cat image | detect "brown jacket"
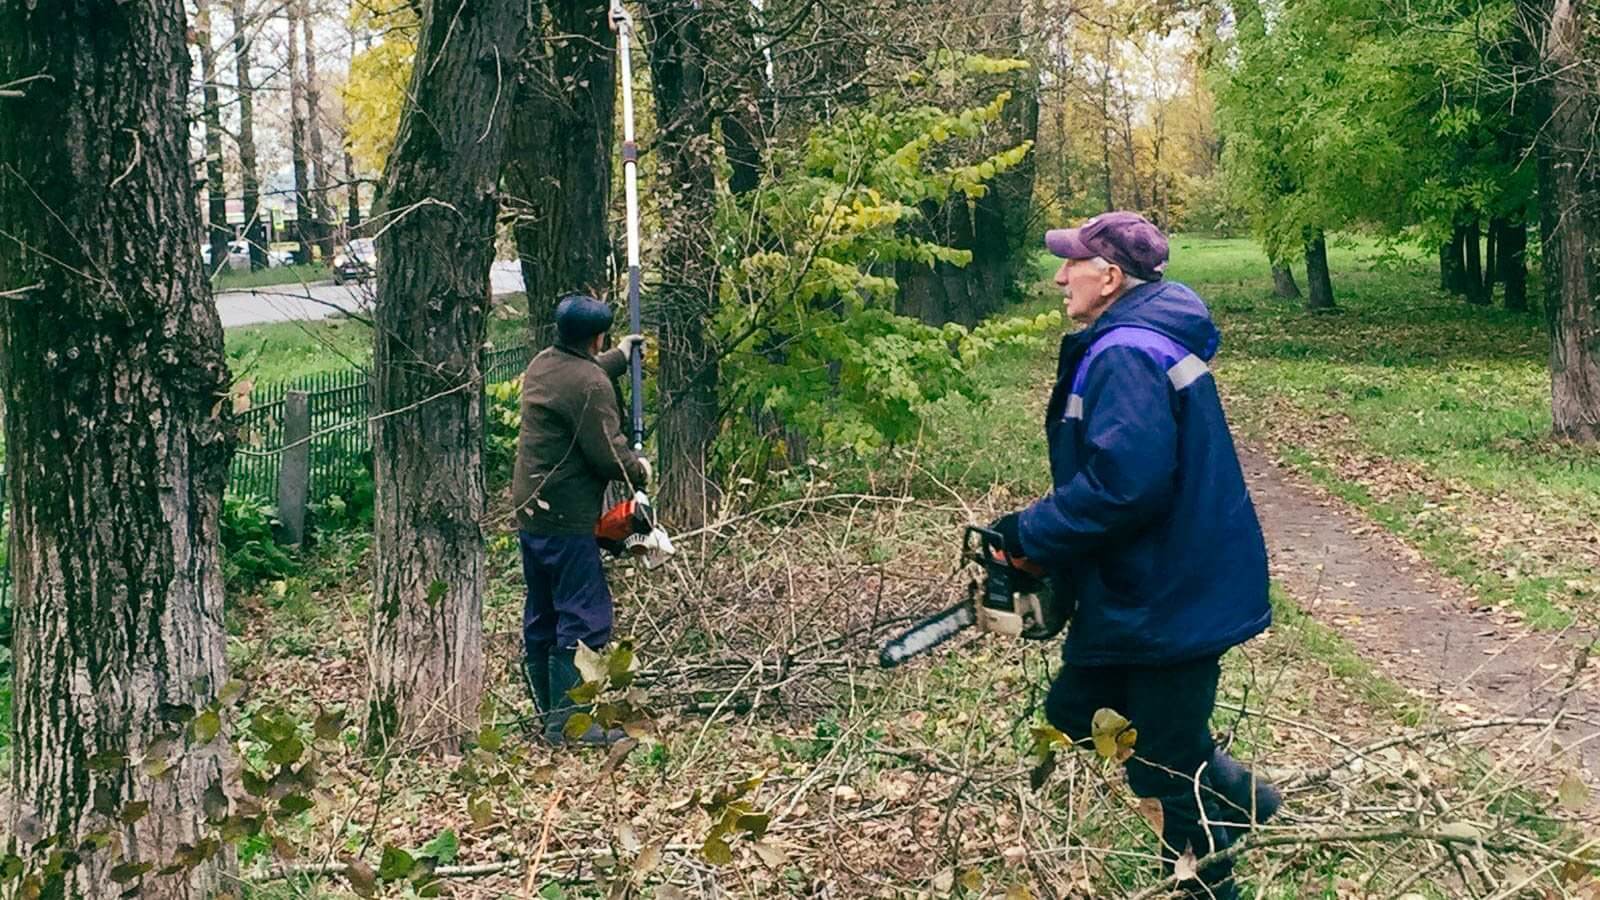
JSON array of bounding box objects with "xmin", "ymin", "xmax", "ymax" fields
[{"xmin": 512, "ymin": 344, "xmax": 648, "ymax": 534}]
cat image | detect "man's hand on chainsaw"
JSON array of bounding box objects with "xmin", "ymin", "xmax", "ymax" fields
[{"xmin": 989, "ymin": 512, "xmax": 1026, "ymax": 558}]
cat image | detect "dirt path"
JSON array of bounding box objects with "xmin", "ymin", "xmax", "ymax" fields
[{"xmin": 1241, "ymin": 446, "xmax": 1600, "ymax": 781}]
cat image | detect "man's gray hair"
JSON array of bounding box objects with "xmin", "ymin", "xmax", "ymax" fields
[{"xmin": 1085, "ymin": 255, "xmax": 1147, "ymax": 291}]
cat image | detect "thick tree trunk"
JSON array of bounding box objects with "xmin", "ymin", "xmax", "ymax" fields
[
  {"xmin": 368, "ymin": 0, "xmax": 528, "ymax": 751},
  {"xmin": 1463, "ymin": 218, "xmax": 1489, "ymax": 305},
  {"xmin": 286, "ymin": 0, "xmax": 313, "ymax": 265},
  {"xmin": 505, "ymin": 0, "xmax": 616, "ymax": 349},
  {"xmin": 231, "ymin": 0, "xmax": 267, "ymax": 270},
  {"xmin": 345, "ymin": 146, "xmax": 361, "ymax": 228},
  {"xmin": 1534, "ymin": 0, "xmax": 1600, "ymax": 442},
  {"xmin": 0, "ymin": 0, "xmax": 235, "ymax": 895},
  {"xmin": 1484, "ymin": 217, "xmax": 1500, "ymax": 292},
  {"xmin": 1304, "ymin": 229, "xmax": 1336, "ymax": 311},
  {"xmin": 197, "ymin": 0, "xmax": 232, "ymax": 275},
  {"xmin": 1499, "ymin": 217, "xmax": 1529, "ymax": 312},
  {"xmin": 302, "ymin": 3, "xmax": 336, "ymax": 262},
  {"xmin": 645, "ymin": 0, "xmax": 721, "ymax": 528},
  {"xmin": 1272, "ymin": 262, "xmax": 1301, "ymax": 299}
]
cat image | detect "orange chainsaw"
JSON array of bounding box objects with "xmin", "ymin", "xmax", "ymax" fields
[
  {"xmin": 596, "ymin": 490, "xmax": 674, "ymax": 569},
  {"xmin": 879, "ymin": 526, "xmax": 1073, "ymax": 667}
]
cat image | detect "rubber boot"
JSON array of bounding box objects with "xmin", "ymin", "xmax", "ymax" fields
[
  {"xmin": 1207, "ymin": 747, "xmax": 1281, "ymax": 827},
  {"xmin": 545, "ymin": 648, "xmax": 626, "ymax": 747},
  {"xmin": 522, "ymin": 641, "xmax": 553, "ymax": 737}
]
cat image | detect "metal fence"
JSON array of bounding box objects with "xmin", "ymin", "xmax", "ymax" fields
[{"xmin": 0, "ymin": 344, "xmax": 531, "ymax": 605}]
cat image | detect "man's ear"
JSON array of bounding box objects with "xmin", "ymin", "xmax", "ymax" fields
[{"xmin": 1104, "ymin": 264, "xmax": 1125, "ymax": 297}]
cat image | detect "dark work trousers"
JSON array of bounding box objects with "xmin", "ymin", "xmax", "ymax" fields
[
  {"xmin": 1046, "ymin": 654, "xmax": 1237, "ymax": 897},
  {"xmin": 518, "ymin": 531, "xmax": 614, "ymax": 652}
]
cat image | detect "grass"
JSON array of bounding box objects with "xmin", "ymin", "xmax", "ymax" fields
[
  {"xmin": 224, "ymin": 292, "xmax": 530, "ymax": 387},
  {"xmin": 214, "ymin": 263, "xmax": 332, "ymax": 292}
]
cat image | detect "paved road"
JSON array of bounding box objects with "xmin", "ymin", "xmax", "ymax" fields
[{"xmin": 215, "ymin": 261, "xmax": 526, "ymax": 328}]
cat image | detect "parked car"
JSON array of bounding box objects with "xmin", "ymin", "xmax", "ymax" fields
[
  {"xmin": 332, "ymin": 238, "xmax": 376, "ymax": 285},
  {"xmin": 201, "ymin": 239, "xmax": 250, "ymax": 271}
]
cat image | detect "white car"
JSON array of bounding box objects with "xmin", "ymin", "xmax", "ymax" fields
[{"xmin": 332, "ymin": 238, "xmax": 376, "ymax": 285}]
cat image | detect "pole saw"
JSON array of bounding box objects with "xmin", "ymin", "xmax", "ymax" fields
[
  {"xmin": 878, "ymin": 527, "xmax": 1074, "ymax": 667},
  {"xmin": 595, "ymin": 0, "xmax": 674, "ymax": 569}
]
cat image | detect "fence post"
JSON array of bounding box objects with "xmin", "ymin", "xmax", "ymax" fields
[{"xmin": 277, "ymin": 390, "xmax": 311, "ymax": 545}]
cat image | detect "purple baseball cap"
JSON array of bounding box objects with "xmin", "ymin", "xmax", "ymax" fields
[{"xmin": 1045, "ymin": 211, "xmax": 1169, "ymax": 281}]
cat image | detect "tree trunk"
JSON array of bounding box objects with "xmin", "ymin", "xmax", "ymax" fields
[
  {"xmin": 1100, "ymin": 32, "xmax": 1114, "ymax": 211},
  {"xmin": 505, "ymin": 0, "xmax": 616, "ymax": 350},
  {"xmin": 302, "ymin": 2, "xmax": 337, "ymax": 262},
  {"xmin": 1499, "ymin": 216, "xmax": 1529, "ymax": 312},
  {"xmin": 1532, "ymin": 0, "xmax": 1600, "ymax": 442},
  {"xmin": 286, "ymin": 0, "xmax": 313, "ymax": 265},
  {"xmin": 0, "ymin": 0, "xmax": 235, "ymax": 894},
  {"xmin": 1304, "ymin": 229, "xmax": 1336, "ymax": 311},
  {"xmin": 644, "ymin": 0, "xmax": 721, "ymax": 528},
  {"xmin": 345, "ymin": 146, "xmax": 361, "ymax": 228},
  {"xmin": 197, "ymin": 0, "xmax": 232, "ymax": 276},
  {"xmin": 1443, "ymin": 222, "xmax": 1468, "ymax": 294},
  {"xmin": 1272, "ymin": 262, "xmax": 1301, "ymax": 299},
  {"xmin": 231, "ymin": 0, "xmax": 267, "ymax": 270},
  {"xmin": 1463, "ymin": 218, "xmax": 1488, "ymax": 305},
  {"xmin": 368, "ymin": 0, "xmax": 529, "ymax": 751},
  {"xmin": 1484, "ymin": 216, "xmax": 1500, "ymax": 293}
]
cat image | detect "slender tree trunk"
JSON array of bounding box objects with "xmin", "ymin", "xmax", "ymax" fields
[
  {"xmin": 1304, "ymin": 229, "xmax": 1336, "ymax": 311},
  {"xmin": 505, "ymin": 0, "xmax": 616, "ymax": 349},
  {"xmin": 1272, "ymin": 262, "xmax": 1301, "ymax": 299},
  {"xmin": 302, "ymin": 2, "xmax": 336, "ymax": 262},
  {"xmin": 345, "ymin": 146, "xmax": 361, "ymax": 228},
  {"xmin": 286, "ymin": 0, "xmax": 313, "ymax": 265},
  {"xmin": 197, "ymin": 0, "xmax": 232, "ymax": 275},
  {"xmin": 644, "ymin": 0, "xmax": 720, "ymax": 528},
  {"xmin": 368, "ymin": 0, "xmax": 528, "ymax": 751},
  {"xmin": 1531, "ymin": 0, "xmax": 1600, "ymax": 442},
  {"xmin": 1463, "ymin": 218, "xmax": 1488, "ymax": 305},
  {"xmin": 0, "ymin": 0, "xmax": 235, "ymax": 894},
  {"xmin": 232, "ymin": 0, "xmax": 266, "ymax": 270},
  {"xmin": 1500, "ymin": 216, "xmax": 1529, "ymax": 312},
  {"xmin": 1444, "ymin": 222, "xmax": 1468, "ymax": 294},
  {"xmin": 1100, "ymin": 32, "xmax": 1114, "ymax": 211},
  {"xmin": 1484, "ymin": 217, "xmax": 1500, "ymax": 293}
]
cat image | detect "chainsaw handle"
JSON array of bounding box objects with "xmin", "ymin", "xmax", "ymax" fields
[{"xmin": 964, "ymin": 524, "xmax": 1046, "ymax": 577}]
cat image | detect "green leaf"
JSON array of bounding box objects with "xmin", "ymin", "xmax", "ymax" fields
[
  {"xmin": 477, "ymin": 726, "xmax": 503, "ymax": 752},
  {"xmin": 109, "ymin": 861, "xmax": 152, "ymax": 883},
  {"xmin": 313, "ymin": 708, "xmax": 345, "ymax": 741},
  {"xmin": 88, "ymin": 752, "xmax": 127, "ymax": 772},
  {"xmin": 701, "ymin": 833, "xmax": 734, "ymax": 865},
  {"xmin": 468, "ymin": 794, "xmax": 494, "ymax": 830},
  {"xmin": 418, "ymin": 829, "xmax": 459, "ymax": 865},
  {"xmin": 191, "ymin": 710, "xmax": 222, "ymax": 745},
  {"xmin": 735, "ymin": 813, "xmax": 771, "ymax": 838},
  {"xmin": 266, "ymin": 735, "xmax": 305, "ymax": 767},
  {"xmin": 562, "ymin": 713, "xmax": 594, "ymax": 742},
  {"xmin": 566, "ymin": 680, "xmax": 601, "ymax": 705},
  {"xmin": 378, "ymin": 844, "xmax": 415, "ymax": 880},
  {"xmin": 119, "ymin": 801, "xmax": 150, "ymax": 825},
  {"xmin": 607, "ymin": 643, "xmax": 636, "ymax": 686},
  {"xmin": 276, "ymin": 794, "xmax": 314, "ymax": 818}
]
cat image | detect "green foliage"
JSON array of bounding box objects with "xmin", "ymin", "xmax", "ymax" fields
[
  {"xmin": 212, "ymin": 263, "xmax": 330, "ymax": 292},
  {"xmin": 484, "ymin": 375, "xmax": 522, "ymax": 485},
  {"xmin": 717, "ymin": 60, "xmax": 1055, "ymax": 459},
  {"xmin": 221, "ymin": 496, "xmax": 296, "ymax": 588}
]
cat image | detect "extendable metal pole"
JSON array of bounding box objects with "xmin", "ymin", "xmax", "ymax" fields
[{"xmin": 612, "ymin": 0, "xmax": 645, "ymax": 452}]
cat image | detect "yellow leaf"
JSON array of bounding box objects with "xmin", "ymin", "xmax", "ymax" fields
[{"xmin": 1091, "ymin": 708, "xmax": 1134, "ymax": 760}]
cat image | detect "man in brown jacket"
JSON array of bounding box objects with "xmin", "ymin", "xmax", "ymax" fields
[{"xmin": 512, "ymin": 294, "xmax": 649, "ymax": 745}]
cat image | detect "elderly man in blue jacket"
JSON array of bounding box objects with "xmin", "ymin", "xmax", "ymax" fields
[{"xmin": 989, "ymin": 212, "xmax": 1279, "ymax": 899}]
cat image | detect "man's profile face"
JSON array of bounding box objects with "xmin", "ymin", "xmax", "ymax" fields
[{"xmin": 1056, "ymin": 257, "xmax": 1123, "ymax": 324}]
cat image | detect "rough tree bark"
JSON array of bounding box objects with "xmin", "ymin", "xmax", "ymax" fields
[
  {"xmin": 1272, "ymin": 261, "xmax": 1302, "ymax": 299},
  {"xmin": 1531, "ymin": 0, "xmax": 1600, "ymax": 441},
  {"xmin": 231, "ymin": 0, "xmax": 267, "ymax": 270},
  {"xmin": 505, "ymin": 0, "xmax": 615, "ymax": 349},
  {"xmin": 302, "ymin": 0, "xmax": 336, "ymax": 262},
  {"xmin": 0, "ymin": 0, "xmax": 235, "ymax": 895},
  {"xmin": 644, "ymin": 0, "xmax": 721, "ymax": 528},
  {"xmin": 368, "ymin": 0, "xmax": 529, "ymax": 750},
  {"xmin": 1304, "ymin": 229, "xmax": 1336, "ymax": 311},
  {"xmin": 286, "ymin": 0, "xmax": 313, "ymax": 264},
  {"xmin": 197, "ymin": 0, "xmax": 232, "ymax": 275}
]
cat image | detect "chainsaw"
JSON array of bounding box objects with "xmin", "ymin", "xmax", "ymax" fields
[
  {"xmin": 878, "ymin": 525, "xmax": 1073, "ymax": 668},
  {"xmin": 596, "ymin": 490, "xmax": 676, "ymax": 570}
]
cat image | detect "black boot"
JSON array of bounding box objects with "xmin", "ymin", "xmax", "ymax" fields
[
  {"xmin": 545, "ymin": 647, "xmax": 626, "ymax": 747},
  {"xmin": 1207, "ymin": 747, "xmax": 1281, "ymax": 827},
  {"xmin": 522, "ymin": 641, "xmax": 553, "ymax": 734}
]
